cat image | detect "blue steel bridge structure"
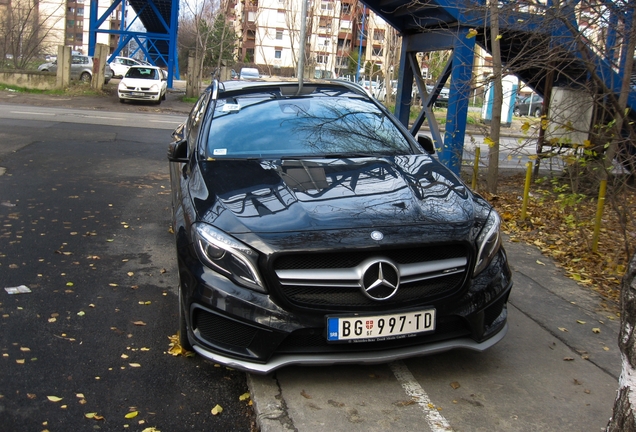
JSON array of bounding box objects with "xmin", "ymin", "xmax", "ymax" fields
[{"xmin": 87, "ymin": 0, "xmax": 635, "ymax": 174}]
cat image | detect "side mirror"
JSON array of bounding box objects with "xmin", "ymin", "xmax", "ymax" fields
[
  {"xmin": 168, "ymin": 140, "xmax": 188, "ymax": 162},
  {"xmin": 417, "ymin": 135, "xmax": 436, "ymax": 155}
]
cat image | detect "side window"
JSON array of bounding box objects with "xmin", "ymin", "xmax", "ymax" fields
[
  {"xmin": 186, "ymin": 91, "xmax": 211, "ymax": 154},
  {"xmin": 72, "ymin": 56, "xmax": 81, "ymax": 64}
]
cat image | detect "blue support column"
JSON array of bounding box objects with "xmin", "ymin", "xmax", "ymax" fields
[
  {"xmin": 394, "ymin": 37, "xmax": 414, "ymax": 127},
  {"xmin": 167, "ymin": 0, "xmax": 180, "ymax": 87},
  {"xmin": 440, "ymin": 27, "xmax": 475, "ymax": 175},
  {"xmin": 88, "ymin": 0, "xmax": 99, "ymax": 56}
]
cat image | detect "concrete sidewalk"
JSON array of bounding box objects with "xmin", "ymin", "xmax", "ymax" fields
[{"xmin": 247, "ymin": 238, "xmax": 621, "ymax": 432}]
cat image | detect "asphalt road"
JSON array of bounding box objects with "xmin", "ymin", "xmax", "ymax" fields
[
  {"xmin": 0, "ymin": 101, "xmax": 622, "ymax": 432},
  {"xmin": 0, "ymin": 111, "xmax": 256, "ymax": 431}
]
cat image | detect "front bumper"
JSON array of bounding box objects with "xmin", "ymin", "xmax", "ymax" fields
[
  {"xmin": 118, "ymin": 91, "xmax": 160, "ymax": 101},
  {"xmin": 179, "ymin": 247, "xmax": 513, "ymax": 374},
  {"xmin": 193, "ymin": 323, "xmax": 508, "ymax": 374}
]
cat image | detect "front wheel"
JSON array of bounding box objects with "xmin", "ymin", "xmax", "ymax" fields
[
  {"xmin": 178, "ymin": 285, "xmax": 193, "ymax": 351},
  {"xmin": 513, "ymin": 108, "xmax": 521, "ymax": 117},
  {"xmin": 534, "ymin": 107, "xmax": 542, "ymax": 117},
  {"xmin": 80, "ymin": 72, "xmax": 91, "ymax": 83},
  {"xmin": 119, "ymin": 98, "xmax": 125, "ymax": 104}
]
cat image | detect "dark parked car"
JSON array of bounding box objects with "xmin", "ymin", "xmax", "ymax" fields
[
  {"xmin": 168, "ymin": 80, "xmax": 513, "ymax": 373},
  {"xmin": 514, "ymin": 94, "xmax": 543, "ymax": 117}
]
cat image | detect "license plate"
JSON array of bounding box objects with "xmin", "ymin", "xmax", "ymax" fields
[
  {"xmin": 132, "ymin": 92, "xmax": 145, "ymax": 96},
  {"xmin": 326, "ymin": 309, "xmax": 435, "ymax": 342}
]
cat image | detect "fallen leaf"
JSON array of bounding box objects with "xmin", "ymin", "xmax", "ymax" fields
[
  {"xmin": 592, "ymin": 328, "xmax": 601, "ymax": 334},
  {"xmin": 77, "ymin": 311, "xmax": 85, "ymax": 317},
  {"xmin": 536, "ymin": 260, "xmax": 545, "ymax": 266},
  {"xmin": 239, "ymin": 392, "xmax": 251, "ymax": 401},
  {"xmin": 85, "ymin": 413, "xmax": 97, "ymax": 419},
  {"xmin": 27, "ymin": 393, "xmax": 36, "ymax": 399},
  {"xmin": 133, "ymin": 321, "xmax": 147, "ymax": 326},
  {"xmin": 15, "ymin": 359, "xmax": 25, "ymax": 364},
  {"xmin": 127, "ymin": 272, "xmax": 134, "ymax": 277},
  {"xmin": 121, "ymin": 354, "xmax": 129, "ymax": 359},
  {"xmin": 125, "ymin": 411, "xmax": 139, "ymax": 419},
  {"xmin": 129, "ymin": 363, "xmax": 141, "ymax": 368},
  {"xmin": 20, "ymin": 347, "xmax": 30, "ymax": 352},
  {"xmin": 211, "ymin": 404, "xmax": 223, "ymax": 415},
  {"xmin": 47, "ymin": 396, "xmax": 63, "ymax": 402},
  {"xmin": 558, "ymin": 327, "xmax": 568, "ymax": 332},
  {"xmin": 450, "ymin": 382, "xmax": 461, "ymax": 390},
  {"xmin": 300, "ymin": 390, "xmax": 311, "ymax": 399},
  {"xmin": 577, "ymin": 320, "xmax": 586, "ymax": 324}
]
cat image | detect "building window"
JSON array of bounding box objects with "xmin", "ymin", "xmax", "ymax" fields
[
  {"xmin": 340, "ymin": 20, "xmax": 351, "ymax": 31},
  {"xmin": 373, "ymin": 30, "xmax": 385, "ymax": 41},
  {"xmin": 341, "ymin": 3, "xmax": 351, "ymax": 14},
  {"xmin": 76, "ymin": 33, "xmax": 83, "ymax": 43},
  {"xmin": 277, "ymin": 11, "xmax": 285, "ymax": 23},
  {"xmin": 320, "ymin": 1, "xmax": 333, "ymax": 10},
  {"xmin": 248, "ymin": 11, "xmax": 256, "ymax": 22},
  {"xmin": 316, "ymin": 54, "xmax": 328, "ymax": 64},
  {"xmin": 77, "ymin": 8, "xmax": 84, "ymax": 16},
  {"xmin": 67, "ymin": 20, "xmax": 75, "ymax": 27},
  {"xmin": 372, "ymin": 47, "xmax": 383, "ymax": 56},
  {"xmin": 68, "ymin": 7, "xmax": 74, "ymax": 13},
  {"xmin": 337, "ymin": 56, "xmax": 349, "ymax": 67},
  {"xmin": 247, "ymin": 30, "xmax": 256, "ymax": 40},
  {"xmin": 276, "ymin": 30, "xmax": 283, "ymax": 40},
  {"xmin": 275, "ymin": 49, "xmax": 282, "ymax": 59}
]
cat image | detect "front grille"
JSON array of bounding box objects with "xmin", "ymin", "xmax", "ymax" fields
[
  {"xmin": 271, "ymin": 244, "xmax": 469, "ymax": 310},
  {"xmin": 275, "ymin": 316, "xmax": 470, "ymax": 354}
]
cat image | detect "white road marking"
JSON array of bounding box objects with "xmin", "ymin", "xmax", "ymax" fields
[
  {"xmin": 11, "ymin": 111, "xmax": 55, "ymax": 116},
  {"xmin": 390, "ymin": 360, "xmax": 453, "ymax": 431},
  {"xmin": 84, "ymin": 115, "xmax": 124, "ymax": 120}
]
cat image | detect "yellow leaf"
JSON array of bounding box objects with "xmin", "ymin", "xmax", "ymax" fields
[
  {"xmin": 592, "ymin": 328, "xmax": 601, "ymax": 334},
  {"xmin": 85, "ymin": 413, "xmax": 97, "ymax": 419},
  {"xmin": 495, "ymin": 34, "xmax": 502, "ymax": 40},
  {"xmin": 133, "ymin": 321, "xmax": 147, "ymax": 326},
  {"xmin": 577, "ymin": 320, "xmax": 586, "ymax": 324},
  {"xmin": 20, "ymin": 347, "xmax": 30, "ymax": 352},
  {"xmin": 125, "ymin": 411, "xmax": 139, "ymax": 419},
  {"xmin": 129, "ymin": 363, "xmax": 141, "ymax": 368},
  {"xmin": 239, "ymin": 392, "xmax": 251, "ymax": 401},
  {"xmin": 521, "ymin": 122, "xmax": 531, "ymax": 133},
  {"xmin": 66, "ymin": 282, "xmax": 74, "ymax": 287},
  {"xmin": 211, "ymin": 404, "xmax": 223, "ymax": 415},
  {"xmin": 76, "ymin": 393, "xmax": 85, "ymax": 398},
  {"xmin": 466, "ymin": 28, "xmax": 478, "ymax": 38},
  {"xmin": 483, "ymin": 136, "xmax": 495, "ymax": 147},
  {"xmin": 47, "ymin": 396, "xmax": 63, "ymax": 402},
  {"xmin": 127, "ymin": 272, "xmax": 134, "ymax": 277},
  {"xmin": 558, "ymin": 327, "xmax": 568, "ymax": 332},
  {"xmin": 77, "ymin": 311, "xmax": 85, "ymax": 316},
  {"xmin": 536, "ymin": 260, "xmax": 545, "ymax": 266}
]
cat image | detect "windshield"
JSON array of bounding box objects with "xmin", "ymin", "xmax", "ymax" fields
[
  {"xmin": 205, "ymin": 91, "xmax": 415, "ymax": 159},
  {"xmin": 125, "ymin": 67, "xmax": 159, "ymax": 80}
]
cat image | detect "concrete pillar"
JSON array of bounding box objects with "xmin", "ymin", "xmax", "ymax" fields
[
  {"xmin": 56, "ymin": 45, "xmax": 71, "ymax": 88},
  {"xmin": 92, "ymin": 43, "xmax": 109, "ymax": 90}
]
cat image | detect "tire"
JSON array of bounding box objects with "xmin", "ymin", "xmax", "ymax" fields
[
  {"xmin": 178, "ymin": 285, "xmax": 193, "ymax": 351},
  {"xmin": 534, "ymin": 107, "xmax": 542, "ymax": 117},
  {"xmin": 514, "ymin": 108, "xmax": 521, "ymax": 117},
  {"xmin": 80, "ymin": 72, "xmax": 91, "ymax": 83},
  {"xmin": 156, "ymin": 98, "xmax": 162, "ymax": 105},
  {"xmin": 162, "ymin": 92, "xmax": 166, "ymax": 101},
  {"xmin": 119, "ymin": 98, "xmax": 125, "ymax": 104}
]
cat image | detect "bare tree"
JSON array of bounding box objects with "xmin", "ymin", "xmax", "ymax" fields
[{"xmin": 0, "ymin": 0, "xmax": 63, "ymax": 69}]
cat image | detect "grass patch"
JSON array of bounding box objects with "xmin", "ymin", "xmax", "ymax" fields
[
  {"xmin": 0, "ymin": 82, "xmax": 106, "ymax": 97},
  {"xmin": 181, "ymin": 96, "xmax": 198, "ymax": 103}
]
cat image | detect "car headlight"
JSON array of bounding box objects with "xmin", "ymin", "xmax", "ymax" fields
[
  {"xmin": 474, "ymin": 210, "xmax": 502, "ymax": 275},
  {"xmin": 118, "ymin": 82, "xmax": 126, "ymax": 91},
  {"xmin": 192, "ymin": 223, "xmax": 266, "ymax": 293},
  {"xmin": 150, "ymin": 84, "xmax": 159, "ymax": 91}
]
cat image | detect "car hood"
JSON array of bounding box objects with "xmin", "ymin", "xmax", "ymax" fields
[
  {"xmin": 120, "ymin": 77, "xmax": 161, "ymax": 87},
  {"xmin": 190, "ymin": 155, "xmax": 477, "ymax": 236}
]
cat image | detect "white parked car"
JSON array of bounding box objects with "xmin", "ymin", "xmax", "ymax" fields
[
  {"xmin": 110, "ymin": 56, "xmax": 142, "ymax": 78},
  {"xmin": 118, "ymin": 66, "xmax": 167, "ymax": 104}
]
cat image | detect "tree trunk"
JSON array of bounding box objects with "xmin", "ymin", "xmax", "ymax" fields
[
  {"xmin": 607, "ymin": 252, "xmax": 636, "ymax": 431},
  {"xmin": 486, "ymin": 0, "xmax": 503, "ymax": 194}
]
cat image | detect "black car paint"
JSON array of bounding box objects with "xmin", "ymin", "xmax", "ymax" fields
[{"xmin": 169, "ymin": 81, "xmax": 512, "ymax": 371}]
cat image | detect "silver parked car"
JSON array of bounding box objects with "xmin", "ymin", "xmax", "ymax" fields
[{"xmin": 38, "ymin": 55, "xmax": 113, "ymax": 84}]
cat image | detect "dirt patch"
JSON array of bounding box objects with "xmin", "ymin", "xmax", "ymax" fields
[{"xmin": 0, "ymin": 79, "xmax": 194, "ymax": 115}]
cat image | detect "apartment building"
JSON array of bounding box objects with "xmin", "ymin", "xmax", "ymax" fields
[{"xmin": 233, "ymin": 0, "xmax": 392, "ymax": 79}]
